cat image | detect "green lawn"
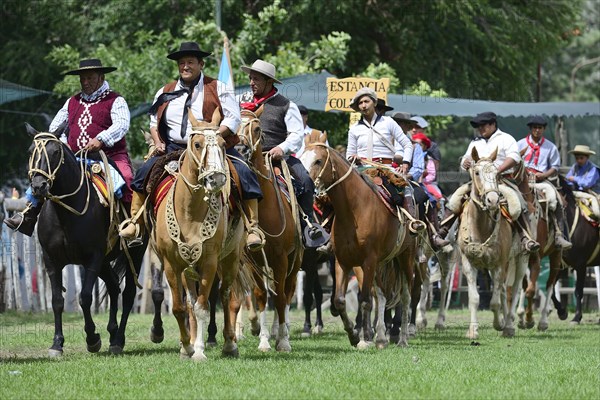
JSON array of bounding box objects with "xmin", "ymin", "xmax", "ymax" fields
[{"xmin": 0, "ymin": 308, "xmax": 598, "ymax": 399}]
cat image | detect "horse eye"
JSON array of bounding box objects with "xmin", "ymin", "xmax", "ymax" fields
[
  {"xmin": 315, "ymin": 159, "xmax": 322, "ymax": 166},
  {"xmin": 194, "ymin": 142, "xmax": 201, "ymax": 149}
]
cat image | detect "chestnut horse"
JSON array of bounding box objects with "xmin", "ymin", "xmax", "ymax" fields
[
  {"xmin": 301, "ymin": 142, "xmax": 418, "ymax": 349},
  {"xmin": 235, "ymin": 109, "xmax": 303, "ymax": 352},
  {"xmin": 152, "ymin": 127, "xmax": 245, "ymax": 361},
  {"xmin": 458, "ymin": 148, "xmax": 529, "ymax": 339}
]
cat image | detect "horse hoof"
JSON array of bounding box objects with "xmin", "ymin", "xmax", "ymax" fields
[
  {"xmin": 258, "ymin": 338, "xmax": 271, "ymax": 352},
  {"xmin": 312, "ymin": 325, "xmax": 323, "ymax": 335},
  {"xmin": 301, "ymin": 331, "xmax": 311, "ymax": 338},
  {"xmin": 276, "ymin": 339, "xmax": 291, "ymax": 352},
  {"xmin": 434, "ymin": 323, "xmax": 446, "ymax": 331},
  {"xmin": 537, "ymin": 322, "xmax": 548, "ymax": 331},
  {"xmin": 416, "ymin": 319, "xmax": 427, "ymax": 330},
  {"xmin": 518, "ymin": 321, "xmax": 526, "ymax": 329},
  {"xmin": 466, "ymin": 328, "xmax": 479, "ymax": 340},
  {"xmin": 109, "ymin": 345, "xmax": 123, "ymax": 355},
  {"xmin": 222, "ymin": 347, "xmax": 239, "ymax": 358},
  {"xmin": 389, "ymin": 335, "xmax": 400, "ymax": 345},
  {"xmin": 356, "ymin": 340, "xmax": 373, "ymax": 350},
  {"xmin": 408, "ymin": 324, "xmax": 417, "ymax": 338},
  {"xmin": 502, "ymin": 327, "xmax": 515, "ymax": 337},
  {"xmin": 376, "ymin": 340, "xmax": 388, "ymax": 350},
  {"xmin": 87, "ymin": 338, "xmax": 102, "ymax": 353},
  {"xmin": 569, "ymin": 320, "xmax": 581, "ymax": 326},
  {"xmin": 192, "ymin": 352, "xmax": 208, "ymax": 362},
  {"xmin": 557, "ymin": 310, "xmax": 568, "ymax": 320},
  {"xmin": 180, "ymin": 344, "xmax": 194, "ymax": 358},
  {"xmin": 525, "ymin": 320, "xmax": 535, "ymax": 329},
  {"xmin": 206, "ymin": 340, "xmax": 218, "ymax": 348},
  {"xmin": 48, "ymin": 348, "xmax": 63, "ymax": 357},
  {"xmin": 150, "ymin": 327, "xmax": 164, "ymax": 344},
  {"xmin": 330, "ymin": 308, "xmax": 340, "ymax": 317},
  {"xmin": 250, "ymin": 321, "xmax": 261, "ymax": 337},
  {"xmin": 396, "ymin": 339, "xmax": 409, "ymax": 348}
]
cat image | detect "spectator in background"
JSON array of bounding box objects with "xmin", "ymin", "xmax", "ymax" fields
[
  {"xmin": 296, "ymin": 105, "xmax": 328, "ymax": 158},
  {"xmin": 375, "ymin": 98, "xmax": 394, "ymax": 116},
  {"xmin": 411, "ymin": 116, "xmax": 442, "ymax": 177},
  {"xmin": 566, "ymin": 145, "xmax": 600, "ymax": 192}
]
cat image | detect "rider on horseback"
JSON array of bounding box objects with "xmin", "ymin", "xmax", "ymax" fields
[
  {"xmin": 238, "ymin": 59, "xmax": 327, "ymax": 246},
  {"xmin": 517, "ymin": 115, "xmax": 572, "ymax": 249},
  {"xmin": 118, "ymin": 42, "xmax": 265, "ymax": 251},
  {"xmin": 4, "ymin": 59, "xmax": 134, "ymax": 236},
  {"xmin": 434, "ymin": 111, "xmax": 540, "ymax": 253}
]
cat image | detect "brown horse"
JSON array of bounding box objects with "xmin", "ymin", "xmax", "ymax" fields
[
  {"xmin": 458, "ymin": 148, "xmax": 529, "ymax": 339},
  {"xmin": 300, "ymin": 141, "xmax": 417, "ymax": 349},
  {"xmin": 152, "ymin": 126, "xmax": 245, "ymax": 361},
  {"xmin": 235, "ymin": 109, "xmax": 303, "ymax": 352},
  {"xmin": 543, "ymin": 176, "xmax": 600, "ymax": 325}
]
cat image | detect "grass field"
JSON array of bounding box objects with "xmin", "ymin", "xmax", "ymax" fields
[{"xmin": 0, "ymin": 308, "xmax": 598, "ymax": 399}]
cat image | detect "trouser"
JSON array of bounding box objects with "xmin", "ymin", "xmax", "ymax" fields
[{"xmin": 285, "ymin": 155, "xmax": 317, "ymax": 223}]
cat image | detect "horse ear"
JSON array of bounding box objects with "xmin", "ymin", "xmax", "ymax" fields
[
  {"xmin": 471, "ymin": 146, "xmax": 480, "ymax": 162},
  {"xmin": 50, "ymin": 120, "xmax": 68, "ymax": 138},
  {"xmin": 489, "ymin": 147, "xmax": 498, "ymax": 161},
  {"xmin": 319, "ymin": 130, "xmax": 328, "ymax": 144},
  {"xmin": 211, "ymin": 107, "xmax": 222, "ymax": 127},
  {"xmin": 255, "ymin": 105, "xmax": 264, "ymax": 118},
  {"xmin": 25, "ymin": 123, "xmax": 39, "ymax": 137},
  {"xmin": 519, "ymin": 147, "xmax": 527, "ymax": 157}
]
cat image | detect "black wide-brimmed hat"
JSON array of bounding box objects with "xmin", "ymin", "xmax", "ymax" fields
[
  {"xmin": 64, "ymin": 59, "xmax": 117, "ymax": 75},
  {"xmin": 167, "ymin": 42, "xmax": 212, "ymax": 60},
  {"xmin": 527, "ymin": 115, "xmax": 547, "ymax": 127},
  {"xmin": 470, "ymin": 111, "xmax": 497, "ymax": 128},
  {"xmin": 377, "ymin": 98, "xmax": 394, "ymax": 112}
]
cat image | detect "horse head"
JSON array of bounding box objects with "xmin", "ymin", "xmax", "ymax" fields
[
  {"xmin": 300, "ymin": 143, "xmax": 337, "ymax": 198},
  {"xmin": 236, "ymin": 109, "xmax": 263, "ymax": 162},
  {"xmin": 470, "ymin": 147, "xmax": 501, "ymax": 211},
  {"xmin": 184, "ymin": 128, "xmax": 227, "ymax": 193},
  {"xmin": 27, "ymin": 122, "xmax": 70, "ymax": 198}
]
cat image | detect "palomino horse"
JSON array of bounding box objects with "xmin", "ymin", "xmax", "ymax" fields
[
  {"xmin": 152, "ymin": 125, "xmax": 246, "ymax": 361},
  {"xmin": 301, "ymin": 141, "xmax": 418, "ymax": 349},
  {"xmin": 235, "ymin": 109, "xmax": 303, "ymax": 352},
  {"xmin": 26, "ymin": 123, "xmax": 147, "ymax": 356},
  {"xmin": 459, "ymin": 148, "xmax": 528, "ymax": 339},
  {"xmin": 542, "ymin": 176, "xmax": 600, "ymax": 325}
]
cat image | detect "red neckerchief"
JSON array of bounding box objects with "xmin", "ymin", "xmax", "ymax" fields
[
  {"xmin": 241, "ymin": 88, "xmax": 277, "ymax": 111},
  {"xmin": 524, "ymin": 135, "xmax": 544, "ymax": 166}
]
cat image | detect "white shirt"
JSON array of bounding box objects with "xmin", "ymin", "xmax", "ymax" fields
[
  {"xmin": 463, "ymin": 128, "xmax": 521, "ymax": 173},
  {"xmin": 295, "ymin": 125, "xmax": 329, "ymax": 158},
  {"xmin": 150, "ymin": 73, "xmax": 240, "ymax": 144},
  {"xmin": 346, "ymin": 114, "xmax": 413, "ymax": 163},
  {"xmin": 50, "ymin": 80, "xmax": 130, "ymax": 147},
  {"xmin": 279, "ymin": 100, "xmax": 305, "ymax": 154}
]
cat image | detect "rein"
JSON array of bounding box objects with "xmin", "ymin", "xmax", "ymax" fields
[
  {"xmin": 311, "ymin": 143, "xmax": 356, "ymax": 198},
  {"xmin": 468, "ymin": 158, "xmax": 501, "ymax": 213},
  {"xmin": 29, "ymin": 133, "xmax": 91, "ymax": 216},
  {"xmin": 178, "ymin": 129, "xmax": 229, "ymax": 194}
]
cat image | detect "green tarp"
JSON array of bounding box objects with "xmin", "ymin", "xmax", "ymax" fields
[{"xmin": 0, "ymin": 79, "xmax": 53, "ymax": 106}]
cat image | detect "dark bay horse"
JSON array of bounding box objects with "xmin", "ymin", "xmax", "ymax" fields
[
  {"xmin": 300, "ymin": 142, "xmax": 417, "ymax": 349},
  {"xmin": 26, "ymin": 124, "xmax": 146, "ymax": 356},
  {"xmin": 542, "ymin": 176, "xmax": 600, "ymax": 324},
  {"xmin": 235, "ymin": 109, "xmax": 303, "ymax": 352}
]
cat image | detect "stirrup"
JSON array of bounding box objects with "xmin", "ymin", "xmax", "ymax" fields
[
  {"xmin": 118, "ymin": 218, "xmax": 140, "ymax": 239},
  {"xmin": 246, "ymin": 228, "xmax": 265, "ymax": 252}
]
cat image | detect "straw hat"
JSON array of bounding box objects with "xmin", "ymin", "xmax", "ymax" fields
[
  {"xmin": 568, "ymin": 145, "xmax": 596, "ymax": 156},
  {"xmin": 241, "ymin": 59, "xmax": 282, "ymax": 84}
]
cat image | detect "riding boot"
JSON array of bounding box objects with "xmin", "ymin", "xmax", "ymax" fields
[
  {"xmin": 3, "ymin": 201, "xmax": 43, "ymax": 237},
  {"xmin": 432, "ymin": 208, "xmax": 457, "ymax": 249},
  {"xmin": 426, "ymin": 206, "xmax": 445, "ymax": 251},
  {"xmin": 516, "ymin": 213, "xmax": 540, "ymax": 253},
  {"xmin": 119, "ymin": 191, "xmax": 146, "ymax": 240},
  {"xmin": 553, "ymin": 206, "xmax": 572, "ymax": 250},
  {"xmin": 298, "ymin": 192, "xmax": 324, "ymax": 241},
  {"xmin": 243, "ymin": 198, "xmax": 265, "ymax": 252}
]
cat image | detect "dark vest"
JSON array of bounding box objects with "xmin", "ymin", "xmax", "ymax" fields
[
  {"xmin": 155, "ymin": 76, "xmax": 239, "ymax": 149},
  {"xmin": 259, "ymin": 94, "xmax": 290, "ymax": 151},
  {"xmin": 67, "ymin": 90, "xmax": 127, "ymax": 157}
]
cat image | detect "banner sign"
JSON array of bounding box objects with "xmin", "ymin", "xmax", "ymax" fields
[{"xmin": 325, "ymin": 77, "xmax": 390, "ymax": 112}]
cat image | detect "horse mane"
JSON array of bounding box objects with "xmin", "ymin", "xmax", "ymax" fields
[{"xmin": 558, "ymin": 174, "xmax": 575, "ymax": 203}]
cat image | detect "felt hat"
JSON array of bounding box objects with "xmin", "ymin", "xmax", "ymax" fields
[
  {"xmin": 527, "ymin": 115, "xmax": 547, "ymax": 127},
  {"xmin": 64, "ymin": 59, "xmax": 116, "ymax": 75},
  {"xmin": 470, "ymin": 111, "xmax": 497, "ymax": 128},
  {"xmin": 241, "ymin": 59, "xmax": 282, "ymax": 84},
  {"xmin": 410, "ymin": 116, "xmax": 429, "ymax": 129},
  {"xmin": 349, "ymin": 87, "xmax": 378, "ymax": 112},
  {"xmin": 376, "ymin": 98, "xmax": 394, "ymax": 112},
  {"xmin": 392, "ymin": 112, "xmax": 413, "ymax": 123},
  {"xmin": 167, "ymin": 42, "xmax": 212, "ymax": 60}
]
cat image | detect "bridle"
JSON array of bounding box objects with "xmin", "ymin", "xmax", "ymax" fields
[
  {"xmin": 236, "ymin": 112, "xmax": 271, "ymax": 180},
  {"xmin": 28, "ymin": 132, "xmax": 91, "ymax": 215},
  {"xmin": 469, "ymin": 157, "xmax": 501, "ymax": 214},
  {"xmin": 178, "ymin": 129, "xmax": 228, "ymax": 193},
  {"xmin": 310, "ymin": 143, "xmax": 356, "ymax": 199}
]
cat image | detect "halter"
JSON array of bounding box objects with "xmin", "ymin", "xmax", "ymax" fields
[
  {"xmin": 28, "ymin": 132, "xmax": 91, "ymax": 215},
  {"xmin": 469, "ymin": 157, "xmax": 501, "ymax": 213},
  {"xmin": 237, "ymin": 112, "xmax": 271, "ymax": 180},
  {"xmin": 310, "ymin": 143, "xmax": 356, "ymax": 198},
  {"xmin": 178, "ymin": 129, "xmax": 228, "ymax": 193}
]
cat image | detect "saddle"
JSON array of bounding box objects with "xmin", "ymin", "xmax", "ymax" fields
[
  {"xmin": 360, "ymin": 166, "xmax": 408, "ymax": 213},
  {"xmin": 573, "ymin": 190, "xmax": 600, "ymax": 222}
]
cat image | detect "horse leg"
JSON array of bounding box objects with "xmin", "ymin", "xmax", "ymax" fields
[
  {"xmin": 398, "ymin": 260, "xmax": 413, "ymax": 348},
  {"xmin": 207, "ymin": 278, "xmax": 219, "ymax": 347},
  {"xmin": 313, "ymin": 267, "xmax": 324, "ymax": 334},
  {"xmin": 549, "ymin": 267, "xmax": 568, "ymax": 320},
  {"xmin": 219, "ymin": 248, "xmax": 241, "ymax": 358},
  {"xmin": 302, "ymin": 268, "xmax": 315, "ymax": 338},
  {"xmin": 80, "ymin": 262, "xmax": 104, "ymax": 353},
  {"xmin": 150, "ymin": 263, "xmax": 165, "ymax": 344},
  {"xmin": 571, "ymin": 265, "xmax": 585, "ymax": 324},
  {"xmin": 246, "ymin": 294, "xmax": 260, "ymax": 336},
  {"xmin": 46, "ymin": 263, "xmax": 65, "ymax": 357},
  {"xmin": 255, "ymin": 283, "xmax": 271, "ymax": 352},
  {"xmin": 539, "ymin": 252, "xmax": 562, "ymax": 330},
  {"xmin": 517, "ymin": 276, "xmax": 528, "ymax": 329},
  {"xmin": 334, "ymin": 260, "xmax": 359, "ymax": 346},
  {"xmin": 489, "ymin": 265, "xmax": 506, "ymax": 333},
  {"xmin": 462, "ymin": 256, "xmax": 480, "ymax": 339},
  {"xmin": 276, "ymin": 259, "xmax": 299, "ymax": 352},
  {"xmin": 357, "ymin": 258, "xmax": 377, "ymax": 350},
  {"xmin": 416, "ymin": 265, "xmax": 430, "ymax": 330},
  {"xmin": 389, "ymin": 305, "xmax": 402, "ymax": 344},
  {"xmin": 97, "ymin": 264, "xmax": 120, "ymax": 353},
  {"xmin": 524, "ymin": 252, "xmax": 540, "ymax": 329},
  {"xmin": 329, "ymin": 254, "xmax": 340, "ymax": 317},
  {"xmin": 504, "ymin": 254, "xmax": 528, "ymax": 337},
  {"xmin": 187, "ymin": 260, "xmax": 217, "ymax": 362},
  {"xmin": 436, "ymin": 253, "xmax": 452, "ymax": 330},
  {"xmin": 409, "ymin": 262, "xmax": 425, "ymax": 338},
  {"xmin": 374, "ymin": 286, "xmax": 388, "ymax": 349},
  {"xmin": 164, "ymin": 261, "xmax": 193, "ymax": 358}
]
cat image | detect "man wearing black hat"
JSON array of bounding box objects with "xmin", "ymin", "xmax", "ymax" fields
[
  {"xmin": 295, "ymin": 105, "xmax": 329, "ymax": 158},
  {"xmin": 517, "ymin": 116, "xmax": 571, "ymax": 249},
  {"xmin": 238, "ymin": 59, "xmax": 327, "ymax": 246},
  {"xmin": 4, "ymin": 59, "xmax": 134, "ymax": 236},
  {"xmin": 433, "ymin": 112, "xmax": 540, "ymax": 253},
  {"xmin": 120, "ymin": 42, "xmax": 264, "ymax": 251}
]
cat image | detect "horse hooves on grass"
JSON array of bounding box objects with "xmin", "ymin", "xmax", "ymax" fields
[
  {"xmin": 434, "ymin": 323, "xmax": 446, "ymax": 331},
  {"xmin": 109, "ymin": 345, "xmax": 123, "ymax": 355},
  {"xmin": 150, "ymin": 327, "xmax": 164, "ymax": 344},
  {"xmin": 389, "ymin": 335, "xmax": 400, "ymax": 344},
  {"xmin": 518, "ymin": 321, "xmax": 526, "ymax": 329},
  {"xmin": 192, "ymin": 352, "xmax": 208, "ymax": 362},
  {"xmin": 48, "ymin": 348, "xmax": 63, "ymax": 357},
  {"xmin": 408, "ymin": 324, "xmax": 417, "ymax": 338},
  {"xmin": 86, "ymin": 338, "xmax": 102, "ymax": 353},
  {"xmin": 375, "ymin": 340, "xmax": 388, "ymax": 350},
  {"xmin": 222, "ymin": 346, "xmax": 239, "ymax": 358},
  {"xmin": 301, "ymin": 331, "xmax": 311, "ymax": 338},
  {"xmin": 502, "ymin": 327, "xmax": 515, "ymax": 337},
  {"xmin": 525, "ymin": 321, "xmax": 535, "ymax": 329},
  {"xmin": 557, "ymin": 310, "xmax": 568, "ymax": 320},
  {"xmin": 206, "ymin": 340, "xmax": 218, "ymax": 348},
  {"xmin": 537, "ymin": 322, "xmax": 548, "ymax": 331}
]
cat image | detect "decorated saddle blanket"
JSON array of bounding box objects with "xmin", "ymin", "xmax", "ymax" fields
[
  {"xmin": 573, "ymin": 190, "xmax": 600, "ymax": 222},
  {"xmin": 532, "ymin": 181, "xmax": 560, "ymax": 211},
  {"xmin": 358, "ymin": 166, "xmax": 408, "ymax": 213},
  {"xmin": 84, "ymin": 161, "xmax": 126, "ymax": 206}
]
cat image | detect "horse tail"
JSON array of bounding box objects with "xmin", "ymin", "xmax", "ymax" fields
[
  {"xmin": 378, "ymin": 259, "xmax": 403, "ymax": 309},
  {"xmin": 233, "ymin": 251, "xmax": 260, "ymax": 299}
]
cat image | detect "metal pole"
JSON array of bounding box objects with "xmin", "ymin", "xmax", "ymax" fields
[{"xmin": 215, "ymin": 0, "xmax": 222, "ymax": 30}]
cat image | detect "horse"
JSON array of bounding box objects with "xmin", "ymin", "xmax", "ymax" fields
[
  {"xmin": 512, "ymin": 164, "xmax": 562, "ymax": 331},
  {"xmin": 458, "ymin": 147, "xmax": 529, "ymax": 339},
  {"xmin": 234, "ymin": 109, "xmax": 303, "ymax": 352},
  {"xmin": 541, "ymin": 176, "xmax": 600, "ymax": 325},
  {"xmin": 300, "ymin": 141, "xmax": 418, "ymax": 349},
  {"xmin": 25, "ymin": 123, "xmax": 147, "ymax": 356},
  {"xmin": 151, "ymin": 123, "xmax": 247, "ymax": 361}
]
